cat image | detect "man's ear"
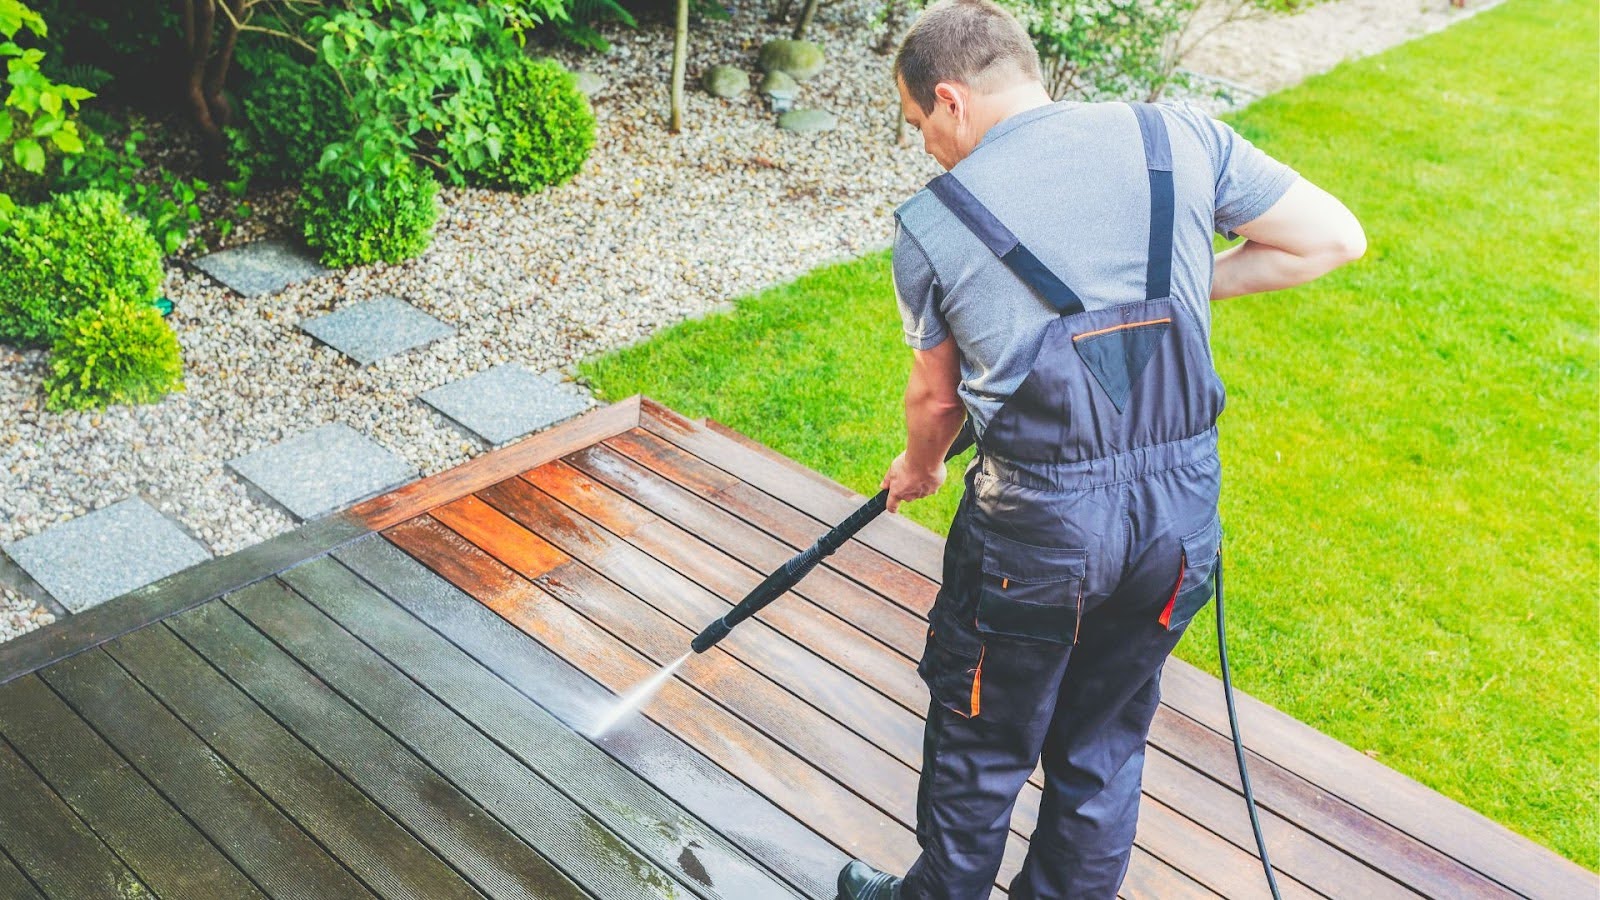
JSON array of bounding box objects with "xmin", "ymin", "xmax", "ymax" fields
[{"xmin": 933, "ymin": 81, "xmax": 966, "ymax": 120}]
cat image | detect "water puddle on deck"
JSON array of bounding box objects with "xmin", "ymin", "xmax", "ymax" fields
[{"xmin": 587, "ymin": 652, "xmax": 691, "ymax": 739}]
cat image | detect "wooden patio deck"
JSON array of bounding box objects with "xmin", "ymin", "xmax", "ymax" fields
[{"xmin": 0, "ymin": 396, "xmax": 1589, "ymax": 899}]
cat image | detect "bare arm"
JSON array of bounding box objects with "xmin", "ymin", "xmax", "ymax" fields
[
  {"xmin": 881, "ymin": 336, "xmax": 965, "ymax": 513},
  {"xmin": 1212, "ymin": 176, "xmax": 1366, "ymax": 300}
]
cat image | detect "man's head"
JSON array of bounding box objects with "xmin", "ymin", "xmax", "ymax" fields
[{"xmin": 894, "ymin": 0, "xmax": 1047, "ymax": 170}]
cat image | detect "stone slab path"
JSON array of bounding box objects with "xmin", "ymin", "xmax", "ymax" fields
[
  {"xmin": 1, "ymin": 499, "xmax": 210, "ymax": 614},
  {"xmin": 300, "ymin": 297, "xmax": 456, "ymax": 366},
  {"xmin": 192, "ymin": 238, "xmax": 328, "ymax": 298},
  {"xmin": 228, "ymin": 424, "xmax": 418, "ymax": 521},
  {"xmin": 421, "ymin": 365, "xmax": 593, "ymax": 446}
]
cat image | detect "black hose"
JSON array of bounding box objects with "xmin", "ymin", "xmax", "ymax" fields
[{"xmin": 1216, "ymin": 557, "xmax": 1282, "ymax": 899}]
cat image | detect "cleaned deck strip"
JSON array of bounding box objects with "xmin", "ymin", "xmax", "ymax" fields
[
  {"xmin": 432, "ymin": 493, "xmax": 939, "ymax": 832},
  {"xmin": 279, "ymin": 552, "xmax": 801, "ymax": 900},
  {"xmin": 473, "ymin": 478, "xmax": 926, "ymax": 769},
  {"xmin": 382, "ymin": 514, "xmax": 951, "ymax": 880},
  {"xmin": 166, "ymin": 599, "xmax": 587, "ymax": 900},
  {"xmin": 528, "ymin": 454, "xmax": 928, "ymax": 659},
  {"xmin": 639, "ymin": 401, "xmax": 945, "ymax": 580},
  {"xmin": 41, "ymin": 643, "xmax": 377, "ymax": 899},
  {"xmin": 521, "ymin": 462, "xmax": 930, "ymax": 709},
  {"xmin": 101, "ymin": 624, "xmax": 469, "ymax": 900},
  {"xmin": 0, "ymin": 676, "xmax": 264, "ymax": 899},
  {"xmin": 227, "ymin": 576, "xmax": 688, "ymax": 900},
  {"xmin": 1155, "ymin": 662, "xmax": 1588, "ymax": 898},
  {"xmin": 607, "ymin": 429, "xmax": 940, "ymax": 604},
  {"xmin": 335, "ymin": 533, "xmax": 849, "ymax": 899},
  {"xmin": 567, "ymin": 443, "xmax": 934, "ymax": 646},
  {"xmin": 0, "ymin": 736, "xmax": 150, "ymax": 899},
  {"xmin": 1148, "ymin": 705, "xmax": 1509, "ymax": 898}
]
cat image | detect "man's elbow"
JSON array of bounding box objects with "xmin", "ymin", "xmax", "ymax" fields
[{"xmin": 1332, "ymin": 220, "xmax": 1367, "ymax": 264}]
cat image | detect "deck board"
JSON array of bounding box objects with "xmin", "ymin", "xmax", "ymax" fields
[
  {"xmin": 0, "ymin": 397, "xmax": 1588, "ymax": 900},
  {"xmin": 0, "ymin": 735, "xmax": 151, "ymax": 898},
  {"xmin": 0, "ymin": 676, "xmax": 265, "ymax": 899}
]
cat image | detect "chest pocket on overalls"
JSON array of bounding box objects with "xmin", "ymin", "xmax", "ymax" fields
[
  {"xmin": 1161, "ymin": 513, "xmax": 1222, "ymax": 631},
  {"xmin": 977, "ymin": 531, "xmax": 1087, "ymax": 646}
]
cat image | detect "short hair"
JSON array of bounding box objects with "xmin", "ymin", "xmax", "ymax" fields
[{"xmin": 894, "ymin": 0, "xmax": 1042, "ymax": 114}]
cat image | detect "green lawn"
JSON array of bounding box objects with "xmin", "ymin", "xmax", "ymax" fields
[{"xmin": 580, "ymin": 0, "xmax": 1599, "ymax": 868}]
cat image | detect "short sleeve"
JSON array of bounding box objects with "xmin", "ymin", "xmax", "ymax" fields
[
  {"xmin": 892, "ymin": 220, "xmax": 948, "ymax": 349},
  {"xmin": 1169, "ymin": 102, "xmax": 1299, "ymax": 240}
]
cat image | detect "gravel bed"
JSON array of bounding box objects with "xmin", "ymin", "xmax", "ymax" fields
[{"xmin": 0, "ymin": 0, "xmax": 1490, "ymax": 642}]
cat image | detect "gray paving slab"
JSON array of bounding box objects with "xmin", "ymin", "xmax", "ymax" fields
[
  {"xmin": 2, "ymin": 499, "xmax": 211, "ymax": 614},
  {"xmin": 300, "ymin": 296, "xmax": 455, "ymax": 365},
  {"xmin": 421, "ymin": 365, "xmax": 592, "ymax": 446},
  {"xmin": 228, "ymin": 424, "xmax": 418, "ymax": 521},
  {"xmin": 192, "ymin": 238, "xmax": 329, "ymax": 298}
]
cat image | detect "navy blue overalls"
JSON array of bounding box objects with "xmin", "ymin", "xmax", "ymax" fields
[{"xmin": 902, "ymin": 104, "xmax": 1226, "ymax": 900}]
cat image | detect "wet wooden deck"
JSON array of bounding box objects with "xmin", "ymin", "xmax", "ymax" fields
[{"xmin": 0, "ymin": 396, "xmax": 1590, "ymax": 899}]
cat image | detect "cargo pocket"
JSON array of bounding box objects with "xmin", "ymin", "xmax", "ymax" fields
[
  {"xmin": 976, "ymin": 531, "xmax": 1087, "ymax": 646},
  {"xmin": 917, "ymin": 626, "xmax": 985, "ymax": 719},
  {"xmin": 1160, "ymin": 514, "xmax": 1222, "ymax": 632}
]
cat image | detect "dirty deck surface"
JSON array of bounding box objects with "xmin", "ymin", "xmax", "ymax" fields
[{"xmin": 0, "ymin": 398, "xmax": 1590, "ymax": 899}]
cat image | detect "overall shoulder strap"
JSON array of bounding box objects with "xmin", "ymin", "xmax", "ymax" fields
[
  {"xmin": 925, "ymin": 173, "xmax": 1086, "ymax": 316},
  {"xmin": 1127, "ymin": 102, "xmax": 1175, "ymax": 301}
]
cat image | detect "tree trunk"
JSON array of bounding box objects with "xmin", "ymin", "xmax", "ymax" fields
[
  {"xmin": 670, "ymin": 0, "xmax": 687, "ymax": 133},
  {"xmin": 791, "ymin": 0, "xmax": 819, "ymax": 40},
  {"xmin": 185, "ymin": 0, "xmax": 223, "ymax": 156}
]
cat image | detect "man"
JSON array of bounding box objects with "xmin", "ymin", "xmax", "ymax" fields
[{"xmin": 837, "ymin": 1, "xmax": 1365, "ymax": 898}]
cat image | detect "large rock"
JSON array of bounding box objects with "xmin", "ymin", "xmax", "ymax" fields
[
  {"xmin": 777, "ymin": 108, "xmax": 838, "ymax": 133},
  {"xmin": 701, "ymin": 65, "xmax": 750, "ymax": 98},
  {"xmin": 758, "ymin": 39, "xmax": 825, "ymax": 81}
]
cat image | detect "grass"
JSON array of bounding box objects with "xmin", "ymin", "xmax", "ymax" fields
[{"xmin": 580, "ymin": 0, "xmax": 1599, "ymax": 868}]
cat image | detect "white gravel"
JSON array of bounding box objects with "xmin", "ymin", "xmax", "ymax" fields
[{"xmin": 0, "ymin": 0, "xmax": 1491, "ymax": 642}]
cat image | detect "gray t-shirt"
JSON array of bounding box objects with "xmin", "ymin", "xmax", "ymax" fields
[{"xmin": 892, "ymin": 100, "xmax": 1298, "ymax": 435}]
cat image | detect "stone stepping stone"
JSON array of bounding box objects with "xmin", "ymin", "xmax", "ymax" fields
[
  {"xmin": 2, "ymin": 498, "xmax": 211, "ymax": 614},
  {"xmin": 421, "ymin": 364, "xmax": 591, "ymax": 446},
  {"xmin": 193, "ymin": 238, "xmax": 329, "ymax": 298},
  {"xmin": 229, "ymin": 424, "xmax": 418, "ymax": 521},
  {"xmin": 301, "ymin": 297, "xmax": 455, "ymax": 366}
]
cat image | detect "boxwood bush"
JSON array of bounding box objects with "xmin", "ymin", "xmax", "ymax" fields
[
  {"xmin": 298, "ymin": 151, "xmax": 439, "ymax": 267},
  {"xmin": 468, "ymin": 57, "xmax": 595, "ymax": 193},
  {"xmin": 0, "ymin": 189, "xmax": 165, "ymax": 347},
  {"xmin": 44, "ymin": 294, "xmax": 185, "ymax": 412}
]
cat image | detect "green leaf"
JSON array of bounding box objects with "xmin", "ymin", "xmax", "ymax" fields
[
  {"xmin": 13, "ymin": 137, "xmax": 43, "ymax": 172},
  {"xmin": 49, "ymin": 126, "xmax": 82, "ymax": 153}
]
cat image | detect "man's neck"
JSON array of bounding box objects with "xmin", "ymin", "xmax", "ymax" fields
[{"xmin": 966, "ymin": 82, "xmax": 1055, "ymax": 154}]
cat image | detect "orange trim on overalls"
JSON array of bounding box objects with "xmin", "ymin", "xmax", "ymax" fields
[
  {"xmin": 970, "ymin": 645, "xmax": 985, "ymax": 717},
  {"xmin": 1072, "ymin": 317, "xmax": 1173, "ymax": 343},
  {"xmin": 1158, "ymin": 552, "xmax": 1186, "ymax": 628}
]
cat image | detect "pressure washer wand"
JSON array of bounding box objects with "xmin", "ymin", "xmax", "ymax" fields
[{"xmin": 691, "ymin": 422, "xmax": 975, "ymax": 654}]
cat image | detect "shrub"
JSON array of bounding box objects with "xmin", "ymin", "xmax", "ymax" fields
[
  {"xmin": 233, "ymin": 49, "xmax": 350, "ymax": 183},
  {"xmin": 298, "ymin": 150, "xmax": 438, "ymax": 267},
  {"xmin": 0, "ymin": 189, "xmax": 164, "ymax": 346},
  {"xmin": 56, "ymin": 117, "xmax": 246, "ymax": 255},
  {"xmin": 44, "ymin": 293, "xmax": 184, "ymax": 412},
  {"xmin": 468, "ymin": 57, "xmax": 595, "ymax": 193}
]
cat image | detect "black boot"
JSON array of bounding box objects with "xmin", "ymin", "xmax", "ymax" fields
[{"xmin": 837, "ymin": 859, "xmax": 902, "ymax": 900}]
